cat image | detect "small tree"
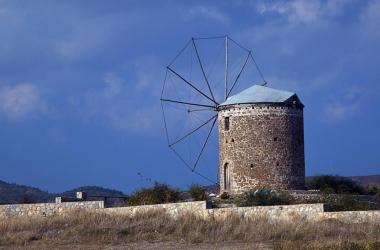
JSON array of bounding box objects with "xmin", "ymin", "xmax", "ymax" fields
[
  {"xmin": 241, "ymin": 189, "xmax": 291, "ymax": 207},
  {"xmin": 188, "ymin": 184, "xmax": 206, "ymax": 201},
  {"xmin": 376, "ymin": 191, "xmax": 380, "ymax": 202},
  {"xmin": 306, "ymin": 175, "xmax": 364, "ymax": 194},
  {"xmin": 127, "ymin": 182, "xmax": 182, "ymax": 206}
]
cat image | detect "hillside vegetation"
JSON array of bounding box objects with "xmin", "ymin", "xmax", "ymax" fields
[
  {"xmin": 0, "ymin": 180, "xmax": 128, "ymax": 205},
  {"xmin": 0, "ymin": 180, "xmax": 52, "ymax": 204}
]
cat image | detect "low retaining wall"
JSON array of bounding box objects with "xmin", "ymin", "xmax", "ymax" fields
[
  {"xmin": 209, "ymin": 203, "xmax": 324, "ymax": 221},
  {"xmin": 1, "ymin": 200, "xmax": 380, "ymax": 224},
  {"xmin": 103, "ymin": 201, "xmax": 324, "ymax": 221},
  {"xmin": 0, "ymin": 201, "xmax": 104, "ymax": 218},
  {"xmin": 317, "ymin": 210, "xmax": 380, "ymax": 223},
  {"xmin": 104, "ymin": 201, "xmax": 207, "ymax": 218}
]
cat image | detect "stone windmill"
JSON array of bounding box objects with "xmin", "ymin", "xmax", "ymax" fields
[{"xmin": 161, "ymin": 36, "xmax": 305, "ymax": 194}]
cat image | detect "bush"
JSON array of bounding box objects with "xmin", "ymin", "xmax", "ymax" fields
[
  {"xmin": 188, "ymin": 184, "xmax": 206, "ymax": 201},
  {"xmin": 322, "ymin": 194, "xmax": 373, "ymax": 211},
  {"xmin": 220, "ymin": 192, "xmax": 229, "ymax": 200},
  {"xmin": 306, "ymin": 175, "xmax": 364, "ymax": 194},
  {"xmin": 240, "ymin": 189, "xmax": 291, "ymax": 207},
  {"xmin": 127, "ymin": 183, "xmax": 182, "ymax": 206},
  {"xmin": 364, "ymin": 185, "xmax": 380, "ymax": 195},
  {"xmin": 375, "ymin": 191, "xmax": 380, "ymax": 202}
]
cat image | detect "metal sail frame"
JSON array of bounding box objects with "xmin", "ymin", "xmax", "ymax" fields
[{"xmin": 160, "ymin": 35, "xmax": 266, "ymax": 184}]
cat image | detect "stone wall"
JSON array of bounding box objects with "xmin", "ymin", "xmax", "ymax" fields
[
  {"xmin": 218, "ymin": 103, "xmax": 305, "ymax": 194},
  {"xmin": 103, "ymin": 201, "xmax": 207, "ymax": 218},
  {"xmin": 1, "ymin": 199, "xmax": 380, "ymax": 224},
  {"xmin": 103, "ymin": 201, "xmax": 324, "ymax": 222},
  {"xmin": 317, "ymin": 210, "xmax": 380, "ymax": 223},
  {"xmin": 0, "ymin": 201, "xmax": 104, "ymax": 218}
]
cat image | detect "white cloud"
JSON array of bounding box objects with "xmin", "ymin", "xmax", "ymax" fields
[
  {"xmin": 185, "ymin": 5, "xmax": 230, "ymax": 24},
  {"xmin": 323, "ymin": 86, "xmax": 363, "ymax": 121},
  {"xmin": 256, "ymin": 0, "xmax": 355, "ymax": 25},
  {"xmin": 78, "ymin": 71, "xmax": 161, "ymax": 134},
  {"xmin": 0, "ymin": 83, "xmax": 46, "ymax": 120},
  {"xmin": 53, "ymin": 14, "xmax": 128, "ymax": 62},
  {"xmin": 258, "ymin": 0, "xmax": 321, "ymax": 24}
]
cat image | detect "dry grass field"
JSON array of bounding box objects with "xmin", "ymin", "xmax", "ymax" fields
[{"xmin": 0, "ymin": 210, "xmax": 379, "ymax": 250}]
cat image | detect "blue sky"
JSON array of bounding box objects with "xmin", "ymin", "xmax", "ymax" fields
[{"xmin": 0, "ymin": 0, "xmax": 379, "ymax": 193}]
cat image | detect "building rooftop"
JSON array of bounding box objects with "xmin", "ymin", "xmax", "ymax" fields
[{"xmin": 220, "ymin": 85, "xmax": 302, "ymax": 106}]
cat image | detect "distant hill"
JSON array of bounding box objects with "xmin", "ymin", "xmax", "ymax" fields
[
  {"xmin": 0, "ymin": 180, "xmax": 128, "ymax": 205},
  {"xmin": 349, "ymin": 175, "xmax": 380, "ymax": 187},
  {"xmin": 0, "ymin": 180, "xmax": 53, "ymax": 204},
  {"xmin": 1, "ymin": 175, "xmax": 379, "ymax": 205}
]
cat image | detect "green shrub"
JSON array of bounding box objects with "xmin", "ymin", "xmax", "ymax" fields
[
  {"xmin": 127, "ymin": 183, "xmax": 182, "ymax": 206},
  {"xmin": 220, "ymin": 192, "xmax": 229, "ymax": 200},
  {"xmin": 375, "ymin": 191, "xmax": 380, "ymax": 202},
  {"xmin": 241, "ymin": 189, "xmax": 291, "ymax": 207},
  {"xmin": 364, "ymin": 185, "xmax": 379, "ymax": 195},
  {"xmin": 188, "ymin": 184, "xmax": 206, "ymax": 201},
  {"xmin": 306, "ymin": 175, "xmax": 364, "ymax": 194},
  {"xmin": 322, "ymin": 194, "xmax": 373, "ymax": 212}
]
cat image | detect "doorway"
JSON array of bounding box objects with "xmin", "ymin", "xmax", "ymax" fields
[{"xmin": 224, "ymin": 163, "xmax": 230, "ymax": 191}]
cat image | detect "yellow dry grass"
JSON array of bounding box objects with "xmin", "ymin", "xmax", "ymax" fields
[{"xmin": 0, "ymin": 210, "xmax": 379, "ymax": 249}]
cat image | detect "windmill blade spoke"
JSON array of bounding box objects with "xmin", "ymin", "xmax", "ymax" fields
[
  {"xmin": 160, "ymin": 100, "xmax": 170, "ymax": 146},
  {"xmin": 168, "ymin": 39, "xmax": 192, "ymax": 67},
  {"xmin": 250, "ymin": 53, "xmax": 267, "ymax": 85},
  {"xmin": 160, "ymin": 98, "xmax": 215, "ymax": 109},
  {"xmin": 192, "ymin": 116, "xmax": 217, "ymax": 171},
  {"xmin": 169, "ymin": 114, "xmax": 217, "ymax": 147},
  {"xmin": 193, "ymin": 36, "xmax": 225, "ymax": 40},
  {"xmin": 187, "ymin": 107, "xmax": 214, "ymax": 113},
  {"xmin": 167, "ymin": 66, "xmax": 217, "ymax": 105},
  {"xmin": 191, "ymin": 38, "xmax": 217, "ymax": 103},
  {"xmin": 227, "ymin": 51, "xmax": 251, "ymax": 98},
  {"xmin": 228, "ymin": 36, "xmax": 250, "ymax": 52},
  {"xmin": 170, "ymin": 147, "xmax": 217, "ymax": 184},
  {"xmin": 193, "ymin": 169, "xmax": 218, "ymax": 184}
]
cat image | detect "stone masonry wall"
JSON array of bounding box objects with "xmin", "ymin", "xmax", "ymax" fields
[
  {"xmin": 103, "ymin": 201, "xmax": 380, "ymax": 224},
  {"xmin": 218, "ymin": 103, "xmax": 305, "ymax": 194},
  {"xmin": 103, "ymin": 201, "xmax": 324, "ymax": 222},
  {"xmin": 0, "ymin": 201, "xmax": 104, "ymax": 218},
  {"xmin": 103, "ymin": 201, "xmax": 207, "ymax": 218},
  {"xmin": 1, "ymin": 200, "xmax": 380, "ymax": 224}
]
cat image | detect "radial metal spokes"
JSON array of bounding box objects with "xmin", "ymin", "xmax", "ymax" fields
[
  {"xmin": 225, "ymin": 36, "xmax": 267, "ymax": 99},
  {"xmin": 227, "ymin": 51, "xmax": 251, "ymax": 99},
  {"xmin": 161, "ymin": 35, "xmax": 267, "ymax": 184},
  {"xmin": 160, "ymin": 98, "xmax": 216, "ymax": 109},
  {"xmin": 192, "ymin": 116, "xmax": 217, "ymax": 171},
  {"xmin": 169, "ymin": 146, "xmax": 218, "ymax": 184},
  {"xmin": 192, "ymin": 38, "xmax": 217, "ymax": 103},
  {"xmin": 167, "ymin": 66, "xmax": 218, "ymax": 105},
  {"xmin": 169, "ymin": 114, "xmax": 217, "ymax": 147}
]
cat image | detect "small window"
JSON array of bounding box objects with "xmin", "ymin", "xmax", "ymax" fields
[
  {"xmin": 250, "ymin": 164, "xmax": 253, "ymax": 169},
  {"xmin": 276, "ymin": 162, "xmax": 280, "ymax": 166},
  {"xmin": 274, "ymin": 137, "xmax": 278, "ymax": 141},
  {"xmin": 231, "ymin": 138, "xmax": 234, "ymax": 142},
  {"xmin": 224, "ymin": 117, "xmax": 230, "ymax": 131}
]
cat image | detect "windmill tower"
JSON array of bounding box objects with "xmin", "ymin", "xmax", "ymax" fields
[
  {"xmin": 161, "ymin": 36, "xmax": 305, "ymax": 194},
  {"xmin": 218, "ymin": 85, "xmax": 305, "ymax": 194}
]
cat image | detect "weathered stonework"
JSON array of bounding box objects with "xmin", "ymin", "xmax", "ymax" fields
[
  {"xmin": 1, "ymin": 200, "xmax": 380, "ymax": 224},
  {"xmin": 103, "ymin": 201, "xmax": 325, "ymax": 222},
  {"xmin": 0, "ymin": 201, "xmax": 104, "ymax": 218},
  {"xmin": 218, "ymin": 103, "xmax": 305, "ymax": 194}
]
